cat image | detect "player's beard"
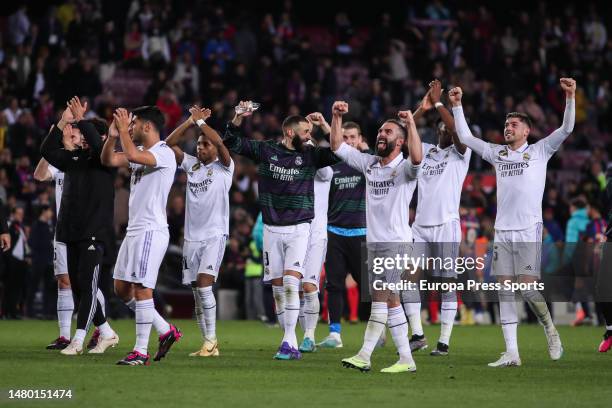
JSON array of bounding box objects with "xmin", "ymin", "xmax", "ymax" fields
[
  {"xmin": 292, "ymin": 135, "xmax": 305, "ymax": 152},
  {"xmin": 377, "ymin": 139, "xmax": 394, "ymax": 157}
]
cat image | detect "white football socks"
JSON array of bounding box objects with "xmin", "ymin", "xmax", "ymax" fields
[
  {"xmin": 272, "ymin": 285, "xmax": 286, "ymax": 330},
  {"xmin": 134, "ymin": 299, "xmax": 154, "ymax": 354},
  {"xmin": 57, "ymin": 288, "xmax": 74, "ymax": 339},
  {"xmin": 198, "ymin": 286, "xmax": 217, "ymax": 342},
  {"xmin": 499, "ymin": 289, "xmax": 519, "ymax": 355},
  {"xmin": 357, "ymin": 302, "xmax": 388, "ymax": 362},
  {"xmin": 124, "ymin": 297, "xmax": 170, "ymax": 336},
  {"xmin": 281, "ymin": 275, "xmax": 301, "ymax": 348},
  {"xmin": 439, "ymin": 291, "xmax": 457, "ymax": 346},
  {"xmin": 192, "ymin": 287, "xmax": 207, "ymax": 341},
  {"xmin": 388, "ymin": 305, "xmax": 414, "ymax": 365},
  {"xmin": 303, "ymin": 291, "xmax": 319, "ymax": 340}
]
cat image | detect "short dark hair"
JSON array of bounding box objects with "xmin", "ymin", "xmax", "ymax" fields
[
  {"xmin": 132, "ymin": 106, "xmax": 165, "ymax": 134},
  {"xmin": 281, "ymin": 115, "xmax": 308, "ymax": 135},
  {"xmin": 383, "ymin": 119, "xmax": 408, "ymax": 139},
  {"xmin": 342, "ymin": 121, "xmax": 362, "ymax": 135},
  {"xmin": 570, "ymin": 197, "xmax": 587, "ymax": 209},
  {"xmin": 38, "ymin": 204, "xmax": 51, "ymax": 216},
  {"xmin": 506, "ymin": 112, "xmax": 533, "ymax": 128},
  {"xmin": 88, "ymin": 118, "xmax": 109, "ymax": 136}
]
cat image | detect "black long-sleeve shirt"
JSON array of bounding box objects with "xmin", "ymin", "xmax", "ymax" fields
[{"xmin": 40, "ymin": 121, "xmax": 115, "ymax": 249}]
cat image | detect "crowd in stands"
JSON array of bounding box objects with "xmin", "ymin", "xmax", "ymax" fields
[{"xmin": 0, "ymin": 0, "xmax": 610, "ymax": 323}]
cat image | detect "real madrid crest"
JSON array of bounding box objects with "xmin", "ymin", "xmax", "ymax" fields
[
  {"xmin": 207, "ymin": 168, "xmax": 214, "ymax": 176},
  {"xmin": 295, "ymin": 156, "xmax": 303, "ymax": 166},
  {"xmin": 391, "ymin": 170, "xmax": 397, "ymax": 177},
  {"xmin": 523, "ymin": 152, "xmax": 530, "ymax": 161}
]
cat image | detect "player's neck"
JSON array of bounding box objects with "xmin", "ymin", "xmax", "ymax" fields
[
  {"xmin": 281, "ymin": 136, "xmax": 295, "ymax": 150},
  {"xmin": 142, "ymin": 134, "xmax": 160, "ymax": 150},
  {"xmin": 379, "ymin": 150, "xmax": 401, "ymax": 166},
  {"xmin": 507, "ymin": 139, "xmax": 528, "ymax": 151}
]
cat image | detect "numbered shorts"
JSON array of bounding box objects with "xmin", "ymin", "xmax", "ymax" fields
[
  {"xmin": 113, "ymin": 229, "xmax": 170, "ymax": 289},
  {"xmin": 412, "ymin": 219, "xmax": 461, "ymax": 278},
  {"xmin": 492, "ymin": 223, "xmax": 543, "ymax": 278},
  {"xmin": 54, "ymin": 240, "xmax": 68, "ymax": 276},
  {"xmin": 182, "ymin": 235, "xmax": 228, "ymax": 285},
  {"xmin": 302, "ymin": 234, "xmax": 327, "ymax": 288},
  {"xmin": 263, "ymin": 223, "xmax": 311, "ymax": 282},
  {"xmin": 367, "ymin": 242, "xmax": 414, "ymax": 294}
]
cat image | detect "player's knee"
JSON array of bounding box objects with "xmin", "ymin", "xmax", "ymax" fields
[
  {"xmin": 113, "ymin": 280, "xmax": 131, "ymax": 299},
  {"xmin": 302, "ymin": 282, "xmax": 318, "ymax": 293},
  {"xmin": 56, "ymin": 274, "xmax": 71, "ymax": 289}
]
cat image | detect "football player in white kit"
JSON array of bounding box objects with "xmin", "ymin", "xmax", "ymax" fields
[
  {"xmin": 405, "ymin": 79, "xmax": 471, "ymax": 356},
  {"xmin": 101, "ymin": 106, "xmax": 181, "ymax": 366},
  {"xmin": 34, "ymin": 127, "xmax": 107, "ymax": 351},
  {"xmin": 331, "ymin": 101, "xmax": 423, "ymax": 373},
  {"xmin": 449, "ymin": 78, "xmax": 576, "ymax": 367},
  {"xmin": 166, "ymin": 106, "xmax": 233, "ymax": 357},
  {"xmin": 297, "ymin": 112, "xmax": 333, "ymax": 353}
]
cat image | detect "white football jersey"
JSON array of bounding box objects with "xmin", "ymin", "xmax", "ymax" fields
[
  {"xmin": 48, "ymin": 164, "xmax": 64, "ymax": 216},
  {"xmin": 126, "ymin": 141, "xmax": 176, "ymax": 236},
  {"xmin": 482, "ymin": 141, "xmax": 553, "ymax": 230},
  {"xmin": 311, "ymin": 167, "xmax": 332, "ymax": 240},
  {"xmin": 334, "ymin": 142, "xmax": 420, "ymax": 243},
  {"xmin": 415, "ymin": 143, "xmax": 471, "ymax": 226},
  {"xmin": 181, "ymin": 153, "xmax": 234, "ymax": 241}
]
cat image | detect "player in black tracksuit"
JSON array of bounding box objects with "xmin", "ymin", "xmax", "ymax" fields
[{"xmin": 40, "ymin": 100, "xmax": 116, "ymax": 350}]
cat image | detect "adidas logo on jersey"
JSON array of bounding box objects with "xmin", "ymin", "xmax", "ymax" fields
[
  {"xmin": 524, "ymin": 265, "xmax": 533, "ymax": 270},
  {"xmin": 207, "ymin": 265, "xmax": 214, "ymax": 270},
  {"xmin": 270, "ymin": 155, "xmax": 278, "ymax": 161},
  {"xmin": 88, "ymin": 245, "xmax": 96, "ymax": 251},
  {"xmin": 293, "ymin": 261, "xmax": 300, "ymax": 267}
]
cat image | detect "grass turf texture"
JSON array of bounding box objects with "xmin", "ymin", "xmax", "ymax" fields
[{"xmin": 0, "ymin": 320, "xmax": 610, "ymax": 407}]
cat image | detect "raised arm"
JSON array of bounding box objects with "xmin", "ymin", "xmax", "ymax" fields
[
  {"xmin": 223, "ymin": 102, "xmax": 262, "ymax": 162},
  {"xmin": 101, "ymin": 119, "xmax": 129, "ymax": 168},
  {"xmin": 330, "ymin": 101, "xmax": 347, "ymax": 151},
  {"xmin": 306, "ymin": 112, "xmax": 331, "ymax": 137},
  {"xmin": 165, "ymin": 117, "xmax": 194, "ymax": 147},
  {"xmin": 412, "ymin": 88, "xmax": 433, "ymax": 122},
  {"xmin": 398, "ymin": 109, "xmax": 423, "ymax": 167},
  {"xmin": 68, "ymin": 96, "xmax": 103, "ymax": 155},
  {"xmin": 330, "ymin": 101, "xmax": 373, "ymax": 173},
  {"xmin": 540, "ymin": 78, "xmax": 576, "ymax": 153},
  {"xmin": 449, "ymin": 87, "xmax": 487, "ymax": 157},
  {"xmin": 190, "ymin": 106, "xmax": 231, "ymax": 167},
  {"xmin": 33, "ymin": 158, "xmax": 53, "ymax": 182},
  {"xmin": 40, "ymin": 105, "xmax": 77, "ymax": 171},
  {"xmin": 429, "ymin": 79, "xmax": 466, "ymax": 154}
]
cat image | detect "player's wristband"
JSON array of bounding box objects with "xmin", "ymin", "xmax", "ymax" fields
[
  {"xmin": 196, "ymin": 119, "xmax": 206, "ymax": 127},
  {"xmin": 434, "ymin": 102, "xmax": 444, "ymax": 109}
]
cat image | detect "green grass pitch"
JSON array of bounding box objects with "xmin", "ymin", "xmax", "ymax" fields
[{"xmin": 0, "ymin": 319, "xmax": 610, "ymax": 407}]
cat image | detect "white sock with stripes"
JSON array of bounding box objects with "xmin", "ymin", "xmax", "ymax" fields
[
  {"xmin": 272, "ymin": 285, "xmax": 285, "ymax": 330},
  {"xmin": 57, "ymin": 288, "xmax": 73, "ymax": 339},
  {"xmin": 135, "ymin": 299, "xmax": 154, "ymax": 354},
  {"xmin": 192, "ymin": 288, "xmax": 207, "ymax": 341},
  {"xmin": 439, "ymin": 291, "xmax": 457, "ymax": 346},
  {"xmin": 282, "ymin": 275, "xmax": 301, "ymax": 348},
  {"xmin": 357, "ymin": 302, "xmax": 388, "ymax": 362},
  {"xmin": 303, "ymin": 291, "xmax": 319, "ymax": 341},
  {"xmin": 197, "ymin": 287, "xmax": 217, "ymax": 342},
  {"xmin": 388, "ymin": 306, "xmax": 414, "ymax": 364},
  {"xmin": 298, "ymin": 297, "xmax": 306, "ymax": 332},
  {"xmin": 124, "ymin": 298, "xmax": 170, "ymax": 335},
  {"xmin": 499, "ymin": 289, "xmax": 519, "ymax": 355}
]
